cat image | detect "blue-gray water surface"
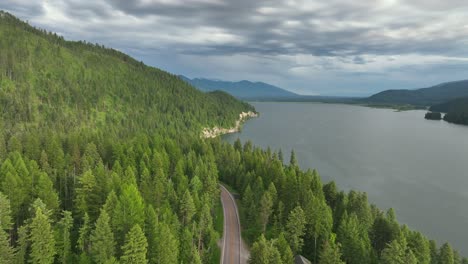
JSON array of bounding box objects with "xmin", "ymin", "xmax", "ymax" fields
[{"xmin": 223, "ymin": 102, "xmax": 468, "ymax": 254}]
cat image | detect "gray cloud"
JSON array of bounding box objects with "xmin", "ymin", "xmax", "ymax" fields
[{"xmin": 1, "ymin": 0, "xmax": 468, "ymax": 95}]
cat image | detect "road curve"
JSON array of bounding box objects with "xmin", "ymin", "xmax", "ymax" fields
[{"xmin": 220, "ymin": 185, "xmax": 249, "ymax": 264}]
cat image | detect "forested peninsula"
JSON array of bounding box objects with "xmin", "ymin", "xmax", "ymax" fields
[{"xmin": 0, "ymin": 11, "xmax": 465, "ymax": 264}]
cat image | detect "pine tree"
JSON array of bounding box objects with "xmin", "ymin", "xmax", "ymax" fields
[
  {"xmin": 259, "ymin": 191, "xmax": 273, "ymax": 233},
  {"xmin": 249, "ymin": 235, "xmax": 271, "ymax": 264},
  {"xmin": 29, "ymin": 207, "xmax": 56, "ymax": 264},
  {"xmin": 407, "ymin": 231, "xmax": 430, "ymax": 264},
  {"xmin": 90, "ymin": 209, "xmax": 115, "ymax": 263},
  {"xmin": 275, "ymin": 232, "xmax": 294, "ymax": 264},
  {"xmin": 249, "ymin": 235, "xmax": 282, "ymax": 264},
  {"xmin": 289, "ymin": 150, "xmax": 298, "ymax": 167},
  {"xmin": 285, "ymin": 206, "xmax": 306, "ymax": 253},
  {"xmin": 114, "ymin": 184, "xmax": 145, "ymax": 245},
  {"xmin": 429, "ymin": 240, "xmax": 439, "ymax": 264},
  {"xmin": 78, "ymin": 213, "xmax": 92, "ymax": 254},
  {"xmin": 57, "ymin": 211, "xmax": 73, "ymax": 264},
  {"xmin": 0, "ymin": 192, "xmax": 12, "ymax": 231},
  {"xmin": 120, "ymin": 225, "xmax": 148, "ymax": 264},
  {"xmin": 320, "ymin": 235, "xmax": 345, "ymax": 264},
  {"xmin": 439, "ymin": 243, "xmax": 454, "ymax": 264},
  {"xmin": 35, "ymin": 172, "xmax": 60, "ymax": 214},
  {"xmin": 179, "ymin": 190, "xmax": 196, "ymax": 225},
  {"xmin": 337, "ymin": 213, "xmax": 371, "ymax": 264},
  {"xmin": 381, "ymin": 236, "xmax": 417, "ymax": 264},
  {"xmin": 0, "ymin": 230, "xmax": 14, "ymax": 264},
  {"xmin": 153, "ymin": 222, "xmax": 179, "ymax": 264},
  {"xmin": 15, "ymin": 225, "xmax": 28, "ymax": 264}
]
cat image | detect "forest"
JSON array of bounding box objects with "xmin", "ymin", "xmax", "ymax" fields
[
  {"xmin": 429, "ymin": 97, "xmax": 468, "ymax": 125},
  {"xmin": 215, "ymin": 139, "xmax": 467, "ymax": 264},
  {"xmin": 0, "ymin": 10, "xmax": 465, "ymax": 264}
]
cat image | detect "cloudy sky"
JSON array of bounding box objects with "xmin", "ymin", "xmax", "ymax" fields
[{"xmin": 2, "ymin": 0, "xmax": 468, "ymax": 95}]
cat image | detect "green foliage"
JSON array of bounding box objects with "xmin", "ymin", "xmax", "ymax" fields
[
  {"xmin": 0, "ymin": 230, "xmax": 14, "ymax": 264},
  {"xmin": 57, "ymin": 211, "xmax": 73, "ymax": 264},
  {"xmin": 152, "ymin": 223, "xmax": 179, "ymax": 264},
  {"xmin": 0, "ymin": 192, "xmax": 12, "ymax": 230},
  {"xmin": 120, "ymin": 225, "xmax": 148, "ymax": 264},
  {"xmin": 90, "ymin": 210, "xmax": 115, "ymax": 263},
  {"xmin": 0, "ymin": 11, "xmax": 464, "ymax": 264},
  {"xmin": 439, "ymin": 243, "xmax": 454, "ymax": 264},
  {"xmin": 249, "ymin": 235, "xmax": 282, "ymax": 264},
  {"xmin": 319, "ymin": 238, "xmax": 345, "ymax": 264},
  {"xmin": 29, "ymin": 207, "xmax": 56, "ymax": 264},
  {"xmin": 285, "ymin": 206, "xmax": 306, "ymax": 254},
  {"xmin": 114, "ymin": 184, "xmax": 145, "ymax": 245},
  {"xmin": 380, "ymin": 237, "xmax": 417, "ymax": 264},
  {"xmin": 214, "ymin": 138, "xmax": 465, "ymax": 263}
]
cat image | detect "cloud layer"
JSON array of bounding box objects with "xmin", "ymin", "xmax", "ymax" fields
[{"xmin": 2, "ymin": 0, "xmax": 468, "ymax": 95}]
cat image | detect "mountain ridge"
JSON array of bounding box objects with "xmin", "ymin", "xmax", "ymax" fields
[
  {"xmin": 363, "ymin": 80, "xmax": 468, "ymax": 106},
  {"xmin": 180, "ymin": 75, "xmax": 301, "ymax": 100}
]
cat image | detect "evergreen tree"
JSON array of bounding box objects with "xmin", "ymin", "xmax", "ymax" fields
[
  {"xmin": 15, "ymin": 225, "xmax": 28, "ymax": 264},
  {"xmin": 90, "ymin": 209, "xmax": 115, "ymax": 263},
  {"xmin": 429, "ymin": 240, "xmax": 439, "ymax": 264},
  {"xmin": 319, "ymin": 235, "xmax": 345, "ymax": 264},
  {"xmin": 259, "ymin": 191, "xmax": 273, "ymax": 233},
  {"xmin": 152, "ymin": 223, "xmax": 179, "ymax": 264},
  {"xmin": 35, "ymin": 172, "xmax": 60, "ymax": 215},
  {"xmin": 381, "ymin": 237, "xmax": 417, "ymax": 264},
  {"xmin": 439, "ymin": 243, "xmax": 454, "ymax": 264},
  {"xmin": 75, "ymin": 170, "xmax": 100, "ymax": 220},
  {"xmin": 337, "ymin": 213, "xmax": 371, "ymax": 264},
  {"xmin": 78, "ymin": 213, "xmax": 92, "ymax": 255},
  {"xmin": 114, "ymin": 184, "xmax": 145, "ymax": 245},
  {"xmin": 120, "ymin": 225, "xmax": 148, "ymax": 264},
  {"xmin": 57, "ymin": 211, "xmax": 73, "ymax": 264},
  {"xmin": 275, "ymin": 232, "xmax": 294, "ymax": 264},
  {"xmin": 0, "ymin": 192, "xmax": 12, "ymax": 231},
  {"xmin": 285, "ymin": 206, "xmax": 306, "ymax": 253},
  {"xmin": 0, "ymin": 230, "xmax": 14, "ymax": 264},
  {"xmin": 179, "ymin": 190, "xmax": 196, "ymax": 225},
  {"xmin": 249, "ymin": 235, "xmax": 276, "ymax": 264},
  {"xmin": 29, "ymin": 207, "xmax": 56, "ymax": 264}
]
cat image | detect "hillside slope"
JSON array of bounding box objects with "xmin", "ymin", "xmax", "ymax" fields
[
  {"xmin": 430, "ymin": 97, "xmax": 468, "ymax": 125},
  {"xmin": 0, "ymin": 11, "xmax": 253, "ymax": 138},
  {"xmin": 363, "ymin": 80, "xmax": 468, "ymax": 106},
  {"xmin": 180, "ymin": 76, "xmax": 300, "ymax": 100}
]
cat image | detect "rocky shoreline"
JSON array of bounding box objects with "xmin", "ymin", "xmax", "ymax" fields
[{"xmin": 202, "ymin": 111, "xmax": 258, "ymax": 138}]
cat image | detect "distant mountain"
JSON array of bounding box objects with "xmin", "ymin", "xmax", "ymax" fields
[
  {"xmin": 430, "ymin": 97, "xmax": 468, "ymax": 113},
  {"xmin": 180, "ymin": 76, "xmax": 301, "ymax": 100},
  {"xmin": 363, "ymin": 80, "xmax": 468, "ymax": 106}
]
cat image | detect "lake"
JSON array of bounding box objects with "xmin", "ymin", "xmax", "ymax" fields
[{"xmin": 223, "ymin": 102, "xmax": 468, "ymax": 254}]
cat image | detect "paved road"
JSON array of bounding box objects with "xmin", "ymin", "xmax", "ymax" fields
[{"xmin": 220, "ymin": 185, "xmax": 249, "ymax": 264}]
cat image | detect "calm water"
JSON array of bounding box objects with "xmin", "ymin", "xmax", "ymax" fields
[{"xmin": 223, "ymin": 102, "xmax": 468, "ymax": 254}]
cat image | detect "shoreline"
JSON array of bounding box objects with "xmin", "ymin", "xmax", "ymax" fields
[{"xmin": 202, "ymin": 111, "xmax": 258, "ymax": 138}]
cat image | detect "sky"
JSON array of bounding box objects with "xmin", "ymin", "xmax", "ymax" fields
[{"xmin": 2, "ymin": 0, "xmax": 468, "ymax": 96}]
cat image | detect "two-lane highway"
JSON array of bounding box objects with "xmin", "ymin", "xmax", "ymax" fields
[{"xmin": 220, "ymin": 185, "xmax": 249, "ymax": 264}]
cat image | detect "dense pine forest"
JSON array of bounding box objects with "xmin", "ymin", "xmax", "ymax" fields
[
  {"xmin": 0, "ymin": 11, "xmax": 251, "ymax": 263},
  {"xmin": 215, "ymin": 140, "xmax": 468, "ymax": 264},
  {"xmin": 0, "ymin": 10, "xmax": 465, "ymax": 264}
]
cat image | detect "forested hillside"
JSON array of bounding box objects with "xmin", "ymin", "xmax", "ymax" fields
[
  {"xmin": 0, "ymin": 10, "xmax": 465, "ymax": 264},
  {"xmin": 214, "ymin": 139, "xmax": 467, "ymax": 264},
  {"xmin": 430, "ymin": 97, "xmax": 468, "ymax": 125},
  {"xmin": 0, "ymin": 11, "xmax": 252, "ymax": 264},
  {"xmin": 0, "ymin": 11, "xmax": 253, "ymax": 138},
  {"xmin": 363, "ymin": 80, "xmax": 468, "ymax": 106}
]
